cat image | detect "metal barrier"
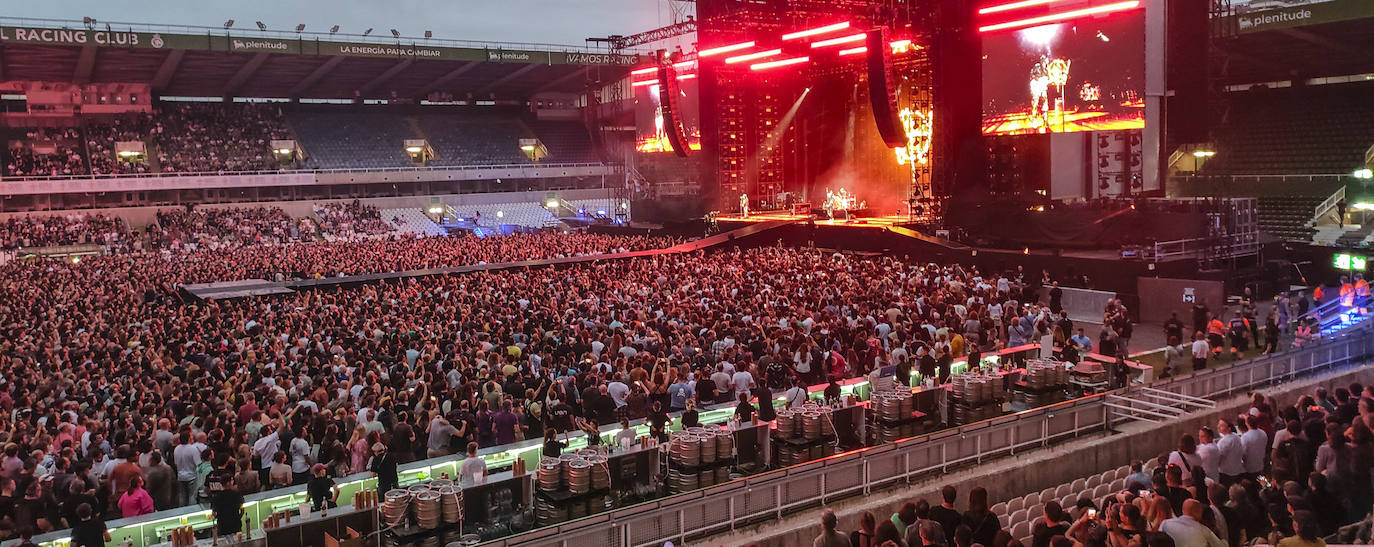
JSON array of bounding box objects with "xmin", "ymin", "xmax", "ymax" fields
[{"xmin": 482, "ymin": 320, "xmax": 1374, "ymax": 547}]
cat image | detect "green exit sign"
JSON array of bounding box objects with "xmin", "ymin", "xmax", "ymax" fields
[{"xmin": 1334, "ymin": 253, "xmax": 1369, "ymax": 271}]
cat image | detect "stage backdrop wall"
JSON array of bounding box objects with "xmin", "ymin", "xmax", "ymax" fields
[{"xmin": 1137, "ymin": 277, "xmax": 1225, "ymax": 326}]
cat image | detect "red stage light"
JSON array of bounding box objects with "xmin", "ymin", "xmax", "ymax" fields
[
  {"xmin": 889, "ymin": 39, "xmax": 913, "ymax": 49},
  {"xmin": 781, "ymin": 22, "xmax": 851, "ymax": 41},
  {"xmin": 698, "ymin": 41, "xmax": 756, "ymax": 57},
  {"xmin": 838, "ymin": 46, "xmax": 867, "ymax": 56},
  {"xmin": 677, "ymin": 73, "xmax": 697, "ymax": 81},
  {"xmin": 750, "ymin": 56, "xmax": 810, "ymax": 71},
  {"xmin": 630, "ymin": 67, "xmax": 656, "ymax": 76},
  {"xmin": 978, "ymin": 1, "xmax": 1141, "ymax": 32},
  {"xmin": 725, "ymin": 48, "xmax": 783, "ymax": 64},
  {"xmin": 631, "ymin": 79, "xmax": 658, "ymax": 88},
  {"xmin": 673, "ymin": 60, "xmax": 696, "ymax": 69},
  {"xmin": 810, "ymin": 33, "xmax": 865, "ymax": 48},
  {"xmin": 978, "ymin": 0, "xmax": 1061, "ymax": 15}
]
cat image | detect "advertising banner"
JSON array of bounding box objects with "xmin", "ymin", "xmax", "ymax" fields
[
  {"xmin": 1225, "ymin": 0, "xmax": 1374, "ymax": 33},
  {"xmin": 1, "ymin": 26, "xmax": 641, "ymax": 65}
]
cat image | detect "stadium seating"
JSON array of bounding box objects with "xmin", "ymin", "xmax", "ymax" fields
[
  {"xmin": 528, "ymin": 119, "xmax": 599, "ymax": 163},
  {"xmin": 418, "ymin": 112, "xmax": 531, "ymax": 166},
  {"xmin": 451, "ymin": 201, "xmax": 558, "ymax": 230},
  {"xmin": 289, "ymin": 111, "xmax": 422, "ymax": 169},
  {"xmin": 1204, "ymin": 83, "xmax": 1374, "ymax": 175},
  {"xmin": 378, "ymin": 208, "xmax": 446, "ymax": 237},
  {"xmin": 155, "ymin": 103, "xmax": 292, "ymax": 173},
  {"xmin": 995, "ymin": 463, "xmax": 1139, "ymax": 546},
  {"xmin": 2, "ymin": 105, "xmax": 607, "ymax": 178},
  {"xmin": 1256, "ymin": 195, "xmax": 1323, "ymax": 241}
]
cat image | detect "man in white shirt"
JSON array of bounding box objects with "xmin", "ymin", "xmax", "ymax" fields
[
  {"xmin": 607, "ymin": 376, "xmax": 630, "ymax": 408},
  {"xmin": 458, "ymin": 442, "xmax": 486, "ymax": 484},
  {"xmin": 1215, "ymin": 419, "xmax": 1244, "ymax": 484},
  {"xmin": 289, "ymin": 434, "xmax": 311, "ymax": 485},
  {"xmin": 172, "ymin": 431, "xmax": 206, "ymax": 507},
  {"xmin": 1191, "ymin": 332, "xmax": 1210, "ymax": 372},
  {"xmin": 1195, "ymin": 427, "xmax": 1220, "ymax": 483},
  {"xmin": 1160, "ymin": 500, "xmax": 1226, "ymax": 547},
  {"xmin": 730, "ymin": 368, "xmax": 754, "ymax": 396},
  {"xmin": 1239, "ymin": 415, "xmax": 1268, "ymax": 478},
  {"xmin": 710, "ymin": 365, "xmax": 732, "ymax": 401},
  {"xmin": 783, "ymin": 378, "xmax": 809, "ymax": 409}
]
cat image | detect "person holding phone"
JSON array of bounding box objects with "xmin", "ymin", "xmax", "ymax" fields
[{"xmin": 1030, "ymin": 501, "xmax": 1070, "ymax": 547}]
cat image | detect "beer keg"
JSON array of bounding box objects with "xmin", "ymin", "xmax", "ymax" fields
[
  {"xmin": 437, "ymin": 486, "xmax": 462, "ymax": 524},
  {"xmin": 413, "ymin": 490, "xmax": 441, "ymax": 529},
  {"xmin": 567, "ymin": 459, "xmax": 592, "ymax": 494},
  {"xmin": 802, "ymin": 411, "xmax": 822, "ymax": 440},
  {"xmin": 776, "ymin": 410, "xmax": 796, "ymax": 437},
  {"xmin": 586, "ymin": 455, "xmax": 610, "ymax": 490},
  {"xmin": 382, "ymin": 489, "xmax": 412, "ymax": 528},
  {"xmin": 537, "ymin": 458, "xmax": 561, "ymax": 492},
  {"xmin": 698, "ymin": 433, "xmax": 717, "ymax": 464},
  {"xmin": 715, "ymin": 429, "xmax": 734, "ymax": 460}
]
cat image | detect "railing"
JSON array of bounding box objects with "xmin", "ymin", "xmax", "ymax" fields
[
  {"xmin": 474, "ymin": 319, "xmax": 1374, "ymax": 547},
  {"xmin": 0, "ymin": 162, "xmax": 616, "ymax": 182},
  {"xmin": 0, "ymin": 17, "xmax": 647, "ymax": 55},
  {"xmin": 1151, "ymin": 232, "xmax": 1261, "ymax": 262},
  {"xmin": 1314, "ymin": 186, "xmax": 1348, "ymax": 226},
  {"xmin": 1179, "ymin": 173, "xmax": 1353, "ymax": 183}
]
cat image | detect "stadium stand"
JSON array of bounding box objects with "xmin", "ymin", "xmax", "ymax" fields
[
  {"xmin": 289, "ymin": 110, "xmax": 422, "ymax": 169},
  {"xmin": 379, "ymin": 207, "xmax": 446, "ymax": 237},
  {"xmin": 1204, "ymin": 82, "xmax": 1374, "ymax": 175},
  {"xmin": 418, "ymin": 111, "xmax": 531, "ymax": 166},
  {"xmin": 154, "ymin": 103, "xmax": 293, "ymax": 173},
  {"xmin": 85, "ymin": 114, "xmax": 158, "ymax": 175},
  {"xmin": 1256, "ymin": 195, "xmax": 1324, "ymax": 241},
  {"xmin": 528, "ymin": 119, "xmax": 600, "ymax": 163},
  {"xmin": 2, "ymin": 104, "xmax": 604, "ymax": 179}
]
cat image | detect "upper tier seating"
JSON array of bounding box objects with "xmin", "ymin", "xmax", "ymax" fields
[
  {"xmin": 417, "ymin": 112, "xmax": 531, "ymax": 166},
  {"xmin": 528, "ymin": 120, "xmax": 599, "ymax": 163},
  {"xmin": 1203, "ymin": 82, "xmax": 1374, "ymax": 175},
  {"xmin": 289, "ymin": 111, "xmax": 420, "ymax": 169}
]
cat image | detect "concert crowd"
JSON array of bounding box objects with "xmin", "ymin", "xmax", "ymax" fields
[{"xmin": 0, "ymin": 230, "xmax": 1111, "ymax": 541}]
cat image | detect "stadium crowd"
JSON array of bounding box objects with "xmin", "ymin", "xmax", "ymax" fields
[
  {"xmin": 151, "ymin": 207, "xmax": 315, "ymax": 251},
  {"xmin": 0, "ymin": 240, "xmax": 1104, "ymax": 539},
  {"xmin": 4, "ymin": 129, "xmax": 87, "ymax": 178},
  {"xmin": 312, "ymin": 201, "xmax": 394, "ymax": 240},
  {"xmin": 154, "ymin": 103, "xmax": 290, "ymax": 173},
  {"xmin": 0, "ymin": 213, "xmax": 131, "ymax": 251},
  {"xmin": 819, "ymin": 386, "xmax": 1374, "ymax": 547}
]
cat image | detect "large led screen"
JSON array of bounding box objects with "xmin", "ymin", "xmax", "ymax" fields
[
  {"xmin": 634, "ymin": 76, "xmax": 701, "ymax": 153},
  {"xmin": 981, "ymin": 10, "xmax": 1145, "ymax": 135}
]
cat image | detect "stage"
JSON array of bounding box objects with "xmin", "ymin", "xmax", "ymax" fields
[{"xmin": 717, "ymin": 210, "xmax": 916, "ymax": 229}]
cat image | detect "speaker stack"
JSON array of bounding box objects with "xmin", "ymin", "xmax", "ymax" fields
[
  {"xmin": 865, "ymin": 28, "xmax": 906, "ymax": 149},
  {"xmin": 657, "ymin": 59, "xmax": 692, "ymax": 158}
]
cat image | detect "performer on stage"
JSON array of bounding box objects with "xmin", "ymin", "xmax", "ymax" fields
[{"xmin": 740, "ymin": 193, "xmax": 750, "ymax": 218}]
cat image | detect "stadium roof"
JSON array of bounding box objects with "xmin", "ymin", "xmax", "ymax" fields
[
  {"xmin": 0, "ymin": 18, "xmax": 647, "ymax": 99},
  {"xmin": 1223, "ymin": 18, "xmax": 1374, "ymax": 85}
]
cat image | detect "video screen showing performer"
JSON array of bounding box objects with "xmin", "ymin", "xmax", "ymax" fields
[{"xmin": 981, "ymin": 10, "xmax": 1145, "ymax": 135}]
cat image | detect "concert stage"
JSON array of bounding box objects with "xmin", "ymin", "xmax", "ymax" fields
[{"xmin": 717, "ymin": 210, "xmax": 914, "ymax": 229}]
